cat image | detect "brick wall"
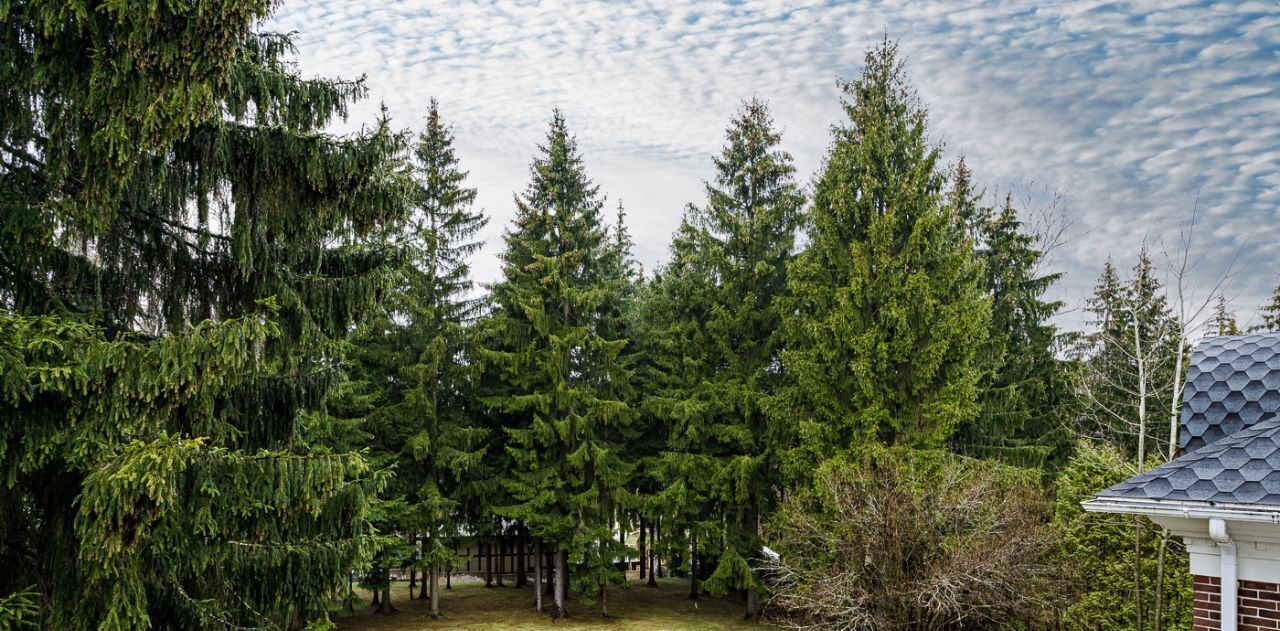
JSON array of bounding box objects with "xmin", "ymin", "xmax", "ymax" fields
[
  {"xmin": 1196, "ymin": 575, "xmax": 1222, "ymax": 630},
  {"xmin": 1193, "ymin": 574, "xmax": 1280, "ymax": 630}
]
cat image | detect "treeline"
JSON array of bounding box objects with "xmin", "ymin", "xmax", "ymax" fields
[
  {"xmin": 342, "ymin": 39, "xmax": 1074, "ymax": 627},
  {"xmin": 1, "ymin": 2, "xmax": 1274, "ymax": 630}
]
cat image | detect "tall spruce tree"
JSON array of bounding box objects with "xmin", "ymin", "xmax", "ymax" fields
[
  {"xmin": 640, "ymin": 220, "xmax": 719, "ymax": 599},
  {"xmin": 346, "ymin": 100, "xmax": 489, "ymax": 617},
  {"xmin": 646, "ymin": 99, "xmax": 802, "ymax": 618},
  {"xmin": 480, "ymin": 111, "xmax": 635, "ymax": 619},
  {"xmin": 952, "ymin": 193, "xmax": 1068, "ymax": 468},
  {"xmin": 1, "ymin": 2, "xmax": 412, "ymax": 628},
  {"xmin": 405, "ymin": 100, "xmax": 490, "ymax": 619},
  {"xmin": 780, "ymin": 39, "xmax": 990, "ymax": 474}
]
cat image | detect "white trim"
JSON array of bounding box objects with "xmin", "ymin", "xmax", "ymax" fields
[
  {"xmin": 1210, "ymin": 518, "xmax": 1239, "ymax": 631},
  {"xmin": 1082, "ymin": 497, "xmax": 1280, "ymax": 523}
]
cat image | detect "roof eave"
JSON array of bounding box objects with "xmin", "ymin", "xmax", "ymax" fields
[{"xmin": 1083, "ymin": 496, "xmax": 1280, "ymax": 523}]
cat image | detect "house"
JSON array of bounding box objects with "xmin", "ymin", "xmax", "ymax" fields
[{"xmin": 1084, "ymin": 333, "xmax": 1280, "ymax": 631}]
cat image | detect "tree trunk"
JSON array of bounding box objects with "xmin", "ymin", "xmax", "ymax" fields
[
  {"xmin": 689, "ymin": 534, "xmax": 699, "ymax": 600},
  {"xmin": 484, "ymin": 541, "xmax": 493, "ymax": 587},
  {"xmin": 347, "ymin": 572, "xmax": 356, "ymax": 613},
  {"xmin": 429, "ymin": 563, "xmax": 440, "ymax": 618},
  {"xmin": 376, "ymin": 567, "xmax": 396, "ymax": 614},
  {"xmin": 535, "ymin": 538, "xmax": 544, "ymax": 612},
  {"xmin": 371, "ymin": 582, "xmax": 380, "ymax": 608},
  {"xmin": 639, "ymin": 517, "xmax": 647, "ymax": 580},
  {"xmin": 378, "ymin": 585, "xmax": 393, "ymax": 614},
  {"xmin": 408, "ymin": 565, "xmax": 416, "ymax": 601},
  {"xmin": 1154, "ymin": 530, "xmax": 1169, "ymax": 631},
  {"xmin": 496, "ymin": 537, "xmax": 506, "ymax": 587},
  {"xmin": 446, "ymin": 568, "xmax": 452, "ymax": 589},
  {"xmin": 1134, "ymin": 517, "xmax": 1144, "ymax": 631},
  {"xmin": 544, "ymin": 548, "xmax": 554, "ymax": 596},
  {"xmin": 516, "ymin": 528, "xmax": 528, "ymax": 587},
  {"xmin": 649, "ymin": 518, "xmax": 659, "ymax": 585},
  {"xmin": 553, "ymin": 546, "xmax": 569, "ymax": 619},
  {"xmin": 746, "ymin": 504, "xmax": 760, "ymax": 619},
  {"xmin": 601, "ymin": 573, "xmax": 609, "ymax": 618}
]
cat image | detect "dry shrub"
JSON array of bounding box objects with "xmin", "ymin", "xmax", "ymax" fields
[{"xmin": 764, "ymin": 448, "xmax": 1060, "ymax": 630}]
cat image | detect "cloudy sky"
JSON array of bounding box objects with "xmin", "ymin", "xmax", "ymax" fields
[{"xmin": 268, "ymin": 0, "xmax": 1280, "ymax": 332}]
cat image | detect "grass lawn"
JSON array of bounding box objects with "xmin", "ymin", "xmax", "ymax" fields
[{"xmin": 334, "ymin": 578, "xmax": 774, "ymax": 630}]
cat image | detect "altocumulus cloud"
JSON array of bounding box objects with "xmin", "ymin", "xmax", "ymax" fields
[{"xmin": 268, "ymin": 0, "xmax": 1280, "ymax": 331}]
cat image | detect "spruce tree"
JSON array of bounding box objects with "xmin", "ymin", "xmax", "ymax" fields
[
  {"xmin": 640, "ymin": 220, "xmax": 719, "ymax": 599},
  {"xmin": 480, "ymin": 111, "xmax": 635, "ymax": 619},
  {"xmin": 1211, "ymin": 295, "xmax": 1240, "ymax": 336},
  {"xmin": 645, "ymin": 99, "xmax": 802, "ymax": 617},
  {"xmin": 405, "ymin": 100, "xmax": 490, "ymax": 619},
  {"xmin": 1, "ymin": 2, "xmax": 412, "ymax": 628},
  {"xmin": 1251, "ymin": 279, "xmax": 1280, "ymax": 332},
  {"xmin": 345, "ymin": 100, "xmax": 490, "ymax": 617},
  {"xmin": 952, "ymin": 194, "xmax": 1068, "ymax": 468},
  {"xmin": 1078, "ymin": 250, "xmax": 1179, "ymax": 461},
  {"xmin": 781, "ymin": 39, "xmax": 990, "ymax": 473}
]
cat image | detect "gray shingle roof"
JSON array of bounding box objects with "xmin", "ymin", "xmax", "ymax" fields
[
  {"xmin": 1098, "ymin": 415, "xmax": 1280, "ymax": 506},
  {"xmin": 1181, "ymin": 333, "xmax": 1280, "ymax": 454}
]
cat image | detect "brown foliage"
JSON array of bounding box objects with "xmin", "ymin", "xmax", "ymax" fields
[{"xmin": 763, "ymin": 449, "xmax": 1060, "ymax": 631}]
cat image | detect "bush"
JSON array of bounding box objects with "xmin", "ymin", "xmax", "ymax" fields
[
  {"xmin": 764, "ymin": 448, "xmax": 1059, "ymax": 630},
  {"xmin": 1053, "ymin": 441, "xmax": 1192, "ymax": 631}
]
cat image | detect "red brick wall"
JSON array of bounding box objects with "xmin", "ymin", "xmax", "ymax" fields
[
  {"xmin": 1194, "ymin": 575, "xmax": 1280, "ymax": 630},
  {"xmin": 1196, "ymin": 575, "xmax": 1222, "ymax": 630}
]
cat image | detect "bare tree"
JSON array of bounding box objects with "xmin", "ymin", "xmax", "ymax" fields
[
  {"xmin": 763, "ymin": 451, "xmax": 1058, "ymax": 631},
  {"xmin": 1149, "ymin": 197, "xmax": 1244, "ymax": 631}
]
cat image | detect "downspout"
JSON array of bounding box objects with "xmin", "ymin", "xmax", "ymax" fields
[{"xmin": 1210, "ymin": 518, "xmax": 1238, "ymax": 631}]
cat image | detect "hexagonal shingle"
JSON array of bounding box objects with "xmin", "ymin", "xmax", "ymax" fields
[
  {"xmin": 1179, "ymin": 334, "xmax": 1280, "ymax": 454},
  {"xmin": 1098, "ymin": 415, "xmax": 1280, "ymax": 507},
  {"xmin": 1097, "ymin": 334, "xmax": 1280, "ymax": 509}
]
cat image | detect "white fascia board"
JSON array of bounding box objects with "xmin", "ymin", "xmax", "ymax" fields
[{"xmin": 1082, "ymin": 497, "xmax": 1280, "ymax": 524}]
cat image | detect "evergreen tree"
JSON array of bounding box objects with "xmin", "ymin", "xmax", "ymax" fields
[
  {"xmin": 952, "ymin": 194, "xmax": 1069, "ymax": 469},
  {"xmin": 480, "ymin": 111, "xmax": 635, "ymax": 618},
  {"xmin": 640, "ymin": 220, "xmax": 719, "ymax": 598},
  {"xmin": 1078, "ymin": 250, "xmax": 1179, "ymax": 461},
  {"xmin": 1, "ymin": 3, "xmax": 412, "ymax": 628},
  {"xmin": 646, "ymin": 99, "xmax": 802, "ymax": 617},
  {"xmin": 780, "ymin": 39, "xmax": 990, "ymax": 474},
  {"xmin": 1251, "ymin": 279, "xmax": 1280, "ymax": 333},
  {"xmin": 1053, "ymin": 441, "xmax": 1192, "ymax": 630},
  {"xmin": 1211, "ymin": 295, "xmax": 1240, "ymax": 336},
  {"xmin": 404, "ymin": 100, "xmax": 490, "ymax": 619},
  {"xmin": 345, "ymin": 100, "xmax": 490, "ymax": 617}
]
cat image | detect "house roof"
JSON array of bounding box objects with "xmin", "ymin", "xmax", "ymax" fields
[
  {"xmin": 1181, "ymin": 333, "xmax": 1280, "ymax": 454},
  {"xmin": 1097, "ymin": 415, "xmax": 1280, "ymax": 506}
]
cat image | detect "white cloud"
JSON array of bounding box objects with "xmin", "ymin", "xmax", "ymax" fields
[{"xmin": 268, "ymin": 0, "xmax": 1280, "ymax": 333}]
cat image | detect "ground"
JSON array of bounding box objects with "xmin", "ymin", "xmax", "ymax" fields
[{"xmin": 335, "ymin": 578, "xmax": 773, "ymax": 630}]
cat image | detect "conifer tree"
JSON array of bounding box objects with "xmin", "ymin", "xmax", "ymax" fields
[
  {"xmin": 1251, "ymin": 279, "xmax": 1280, "ymax": 333},
  {"xmin": 480, "ymin": 111, "xmax": 635, "ymax": 619},
  {"xmin": 639, "ymin": 220, "xmax": 719, "ymax": 599},
  {"xmin": 952, "ymin": 194, "xmax": 1068, "ymax": 468},
  {"xmin": 1211, "ymin": 295, "xmax": 1240, "ymax": 336},
  {"xmin": 781, "ymin": 39, "xmax": 990, "ymax": 473},
  {"xmin": 645, "ymin": 99, "xmax": 802, "ymax": 618},
  {"xmin": 1, "ymin": 2, "xmax": 413, "ymax": 628},
  {"xmin": 346, "ymin": 100, "xmax": 490, "ymax": 617},
  {"xmin": 405, "ymin": 100, "xmax": 490, "ymax": 619},
  {"xmin": 1078, "ymin": 250, "xmax": 1179, "ymax": 461}
]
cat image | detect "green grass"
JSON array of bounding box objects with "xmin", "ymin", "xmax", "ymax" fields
[{"xmin": 335, "ymin": 578, "xmax": 773, "ymax": 630}]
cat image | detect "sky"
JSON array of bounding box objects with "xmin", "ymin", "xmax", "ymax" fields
[{"xmin": 267, "ymin": 0, "xmax": 1280, "ymax": 333}]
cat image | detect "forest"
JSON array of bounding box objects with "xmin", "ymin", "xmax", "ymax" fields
[{"xmin": 1, "ymin": 2, "xmax": 1272, "ymax": 630}]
